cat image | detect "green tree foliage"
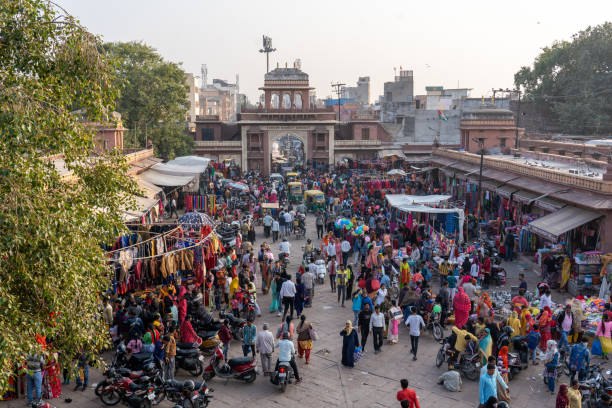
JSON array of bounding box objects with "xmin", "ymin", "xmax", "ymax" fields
[
  {"xmin": 104, "ymin": 41, "xmax": 193, "ymax": 160},
  {"xmin": 0, "ymin": 0, "xmax": 137, "ymax": 389},
  {"xmin": 515, "ymin": 22, "xmax": 612, "ymax": 135}
]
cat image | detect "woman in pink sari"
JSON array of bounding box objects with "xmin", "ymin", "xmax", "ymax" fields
[{"xmin": 453, "ymin": 287, "xmax": 471, "ymax": 329}]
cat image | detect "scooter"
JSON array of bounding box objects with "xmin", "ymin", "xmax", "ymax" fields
[
  {"xmin": 271, "ymin": 361, "xmax": 294, "ymax": 393},
  {"xmin": 314, "ymin": 259, "xmax": 326, "ymax": 284},
  {"xmin": 174, "ymin": 346, "xmax": 205, "ymax": 376},
  {"xmin": 202, "ymin": 346, "xmax": 257, "ymax": 383}
]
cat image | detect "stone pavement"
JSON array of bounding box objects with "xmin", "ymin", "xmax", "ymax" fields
[{"xmin": 6, "ymin": 213, "xmax": 609, "ymax": 408}]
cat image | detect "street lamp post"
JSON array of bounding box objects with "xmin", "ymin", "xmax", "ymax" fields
[{"xmin": 472, "ymin": 138, "xmax": 485, "ymax": 239}]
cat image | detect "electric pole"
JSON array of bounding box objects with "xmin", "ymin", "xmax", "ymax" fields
[
  {"xmin": 259, "ymin": 35, "xmax": 277, "ymax": 73},
  {"xmin": 331, "ymin": 82, "xmax": 345, "ymax": 122}
]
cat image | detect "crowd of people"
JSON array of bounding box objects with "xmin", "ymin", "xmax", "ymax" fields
[{"xmin": 14, "ymin": 164, "xmax": 612, "ymax": 408}]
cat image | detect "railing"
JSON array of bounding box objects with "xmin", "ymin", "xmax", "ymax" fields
[
  {"xmin": 194, "ymin": 140, "xmax": 241, "ymax": 148},
  {"xmin": 335, "ymin": 139, "xmax": 382, "ymax": 146},
  {"xmin": 241, "ymin": 107, "xmax": 334, "ymax": 114},
  {"xmin": 433, "ymin": 148, "xmax": 612, "ymax": 194},
  {"xmin": 196, "ymin": 115, "xmax": 220, "ymax": 121}
]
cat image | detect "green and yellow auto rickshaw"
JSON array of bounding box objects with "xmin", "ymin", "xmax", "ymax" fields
[
  {"xmin": 286, "ymin": 172, "xmax": 299, "ymax": 184},
  {"xmin": 288, "ymin": 181, "xmax": 303, "ymax": 203},
  {"xmin": 304, "ymin": 190, "xmax": 325, "ymax": 213}
]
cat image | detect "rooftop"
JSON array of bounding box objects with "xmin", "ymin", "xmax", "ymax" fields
[{"xmin": 264, "ymin": 67, "xmax": 309, "ymax": 81}]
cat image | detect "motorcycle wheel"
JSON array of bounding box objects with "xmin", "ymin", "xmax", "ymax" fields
[
  {"xmin": 189, "ymin": 361, "xmax": 204, "ymax": 377},
  {"xmin": 464, "ymin": 362, "xmax": 479, "ymax": 381},
  {"xmin": 280, "ymin": 381, "xmax": 287, "ymax": 393},
  {"xmin": 435, "ymin": 349, "xmax": 445, "ymax": 368},
  {"xmin": 152, "ymin": 390, "xmax": 165, "ymax": 406},
  {"xmin": 244, "ymin": 371, "xmax": 257, "ymax": 383},
  {"xmin": 95, "ymin": 380, "xmax": 107, "ymax": 396},
  {"xmin": 100, "ymin": 389, "xmax": 121, "ymax": 406},
  {"xmin": 203, "ymin": 370, "xmax": 214, "ymax": 381},
  {"xmin": 433, "ymin": 325, "xmax": 443, "ymax": 342}
]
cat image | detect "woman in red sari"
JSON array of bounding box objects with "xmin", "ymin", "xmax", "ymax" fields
[
  {"xmin": 539, "ymin": 306, "xmax": 553, "ymax": 350},
  {"xmin": 453, "ymin": 287, "xmax": 471, "ymax": 329},
  {"xmin": 43, "ymin": 352, "xmax": 62, "ymax": 399}
]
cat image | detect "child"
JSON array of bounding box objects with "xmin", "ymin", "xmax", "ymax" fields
[
  {"xmin": 231, "ymin": 296, "xmax": 241, "ymax": 317},
  {"xmin": 527, "ymin": 324, "xmax": 541, "ymax": 365}
]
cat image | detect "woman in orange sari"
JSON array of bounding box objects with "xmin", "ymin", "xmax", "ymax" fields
[
  {"xmin": 539, "ymin": 306, "xmax": 553, "ymax": 351},
  {"xmin": 496, "ymin": 346, "xmax": 511, "ymax": 402}
]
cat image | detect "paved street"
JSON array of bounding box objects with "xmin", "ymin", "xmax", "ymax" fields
[{"xmin": 6, "ymin": 213, "xmax": 609, "ymax": 408}]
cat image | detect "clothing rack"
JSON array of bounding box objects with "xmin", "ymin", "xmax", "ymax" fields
[{"xmin": 106, "ymin": 226, "xmax": 181, "ymax": 254}]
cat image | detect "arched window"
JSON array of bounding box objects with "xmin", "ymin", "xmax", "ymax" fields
[
  {"xmin": 282, "ymin": 93, "xmax": 291, "ymax": 109},
  {"xmin": 294, "ymin": 93, "xmax": 302, "ymax": 109},
  {"xmin": 271, "ymin": 93, "xmax": 279, "ymax": 109}
]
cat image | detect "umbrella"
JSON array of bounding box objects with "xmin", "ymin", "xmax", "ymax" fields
[
  {"xmin": 227, "ymin": 182, "xmax": 249, "ymax": 192},
  {"xmin": 178, "ymin": 212, "xmax": 214, "ymax": 229}
]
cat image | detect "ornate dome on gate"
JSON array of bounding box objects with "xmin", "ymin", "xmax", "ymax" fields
[{"xmin": 264, "ymin": 67, "xmax": 309, "ymax": 82}]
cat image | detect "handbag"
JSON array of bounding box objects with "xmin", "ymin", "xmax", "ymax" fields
[
  {"xmin": 309, "ymin": 327, "xmax": 318, "ymax": 341},
  {"xmin": 353, "ymin": 346, "xmax": 363, "ymax": 363},
  {"xmin": 392, "ymin": 308, "xmax": 403, "ymax": 321}
]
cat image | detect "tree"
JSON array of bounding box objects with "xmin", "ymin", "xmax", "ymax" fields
[
  {"xmin": 0, "ymin": 0, "xmax": 137, "ymax": 390},
  {"xmin": 103, "ymin": 41, "xmax": 193, "ymax": 160},
  {"xmin": 514, "ymin": 22, "xmax": 612, "ymax": 135}
]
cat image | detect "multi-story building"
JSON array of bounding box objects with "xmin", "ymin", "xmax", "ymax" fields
[
  {"xmin": 460, "ymin": 104, "xmax": 519, "ymax": 153},
  {"xmin": 198, "ymin": 64, "xmax": 240, "ymax": 122},
  {"xmin": 194, "ymin": 66, "xmax": 393, "ymax": 173},
  {"xmin": 341, "ymin": 76, "xmax": 370, "ymax": 106},
  {"xmin": 184, "ymin": 73, "xmax": 200, "ymax": 132}
]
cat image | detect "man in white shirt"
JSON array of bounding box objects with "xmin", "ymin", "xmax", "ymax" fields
[
  {"xmin": 280, "ymin": 275, "xmax": 296, "ymax": 320},
  {"xmin": 302, "ymin": 268, "xmax": 315, "ymax": 307},
  {"xmin": 274, "ymin": 333, "xmax": 300, "ymax": 382},
  {"xmin": 255, "ymin": 322, "xmax": 275, "ymax": 376},
  {"xmin": 410, "ymin": 245, "xmax": 420, "ymax": 263},
  {"xmin": 341, "ymin": 238, "xmax": 351, "ymax": 266},
  {"xmin": 370, "ymin": 305, "xmax": 385, "ymax": 354},
  {"xmin": 279, "ymin": 238, "xmax": 291, "ymax": 256},
  {"xmin": 283, "ymin": 212, "xmax": 293, "ymax": 234},
  {"xmin": 405, "ymin": 306, "xmax": 426, "ymax": 360},
  {"xmin": 326, "ymin": 241, "xmax": 336, "ymax": 261}
]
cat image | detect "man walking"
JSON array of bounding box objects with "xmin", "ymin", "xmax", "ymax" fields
[
  {"xmin": 336, "ymin": 265, "xmax": 348, "ymax": 307},
  {"xmin": 405, "ymin": 307, "xmax": 425, "ymax": 360},
  {"xmin": 242, "ymin": 318, "xmax": 257, "ymax": 357},
  {"xmin": 263, "ymin": 212, "xmax": 273, "ymax": 238},
  {"xmin": 302, "ymin": 267, "xmax": 315, "ymax": 308},
  {"xmin": 316, "ymin": 212, "xmax": 324, "ymax": 239},
  {"xmin": 271, "ymin": 218, "xmax": 280, "ymax": 242},
  {"xmin": 341, "ymin": 237, "xmax": 351, "ymax": 266},
  {"xmin": 328, "ymin": 258, "xmax": 337, "ymax": 293},
  {"xmin": 256, "ymin": 322, "xmax": 275, "ymax": 376},
  {"xmin": 396, "ymin": 379, "xmax": 420, "ymax": 408},
  {"xmin": 371, "ymin": 305, "xmax": 385, "ymax": 354},
  {"xmin": 280, "ymin": 274, "xmax": 296, "ymax": 320}
]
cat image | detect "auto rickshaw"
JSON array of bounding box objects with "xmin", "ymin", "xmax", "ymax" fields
[
  {"xmin": 286, "ymin": 172, "xmax": 299, "ymax": 183},
  {"xmin": 288, "ymin": 182, "xmax": 303, "ymax": 203},
  {"xmin": 304, "ymin": 190, "xmax": 325, "ymax": 213}
]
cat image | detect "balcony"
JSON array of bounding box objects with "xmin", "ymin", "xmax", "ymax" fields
[
  {"xmin": 335, "ymin": 139, "xmax": 382, "ymax": 146},
  {"xmin": 194, "ymin": 140, "xmax": 241, "ymax": 149}
]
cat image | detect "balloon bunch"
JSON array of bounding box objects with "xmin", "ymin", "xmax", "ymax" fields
[
  {"xmin": 335, "ymin": 218, "xmax": 353, "ymax": 230},
  {"xmin": 351, "ymin": 225, "xmax": 369, "ymax": 236}
]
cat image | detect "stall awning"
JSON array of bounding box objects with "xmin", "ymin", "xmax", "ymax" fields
[
  {"xmin": 495, "ymin": 185, "xmax": 518, "ymax": 199},
  {"xmin": 514, "ymin": 190, "xmax": 539, "ymax": 204},
  {"xmin": 139, "ymin": 169, "xmax": 196, "ymax": 187},
  {"xmin": 134, "ymin": 176, "xmax": 163, "ymax": 199},
  {"xmin": 528, "ymin": 206, "xmax": 602, "ymax": 242},
  {"xmin": 534, "ymin": 197, "xmax": 566, "ymax": 212},
  {"xmin": 482, "ymin": 180, "xmax": 502, "ymax": 191}
]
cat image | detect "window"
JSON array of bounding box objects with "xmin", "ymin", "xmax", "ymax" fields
[
  {"xmin": 201, "ymin": 128, "xmax": 214, "ymax": 141},
  {"xmin": 499, "ymin": 138, "xmax": 506, "ymax": 148},
  {"xmin": 316, "ymin": 134, "xmax": 325, "ymax": 143},
  {"xmin": 294, "ymin": 93, "xmax": 302, "ymax": 109},
  {"xmin": 282, "ymin": 93, "xmax": 291, "ymax": 109},
  {"xmin": 362, "ymin": 127, "xmax": 370, "ymax": 140},
  {"xmin": 271, "ymin": 93, "xmax": 279, "ymax": 109},
  {"xmin": 386, "ymin": 92, "xmax": 392, "ymax": 102}
]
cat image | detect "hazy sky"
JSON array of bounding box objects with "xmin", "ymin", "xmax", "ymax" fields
[{"xmin": 58, "ymin": 0, "xmax": 611, "ymax": 103}]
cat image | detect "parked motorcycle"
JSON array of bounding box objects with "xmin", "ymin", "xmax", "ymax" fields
[
  {"xmin": 112, "ymin": 344, "xmax": 154, "ymax": 372},
  {"xmin": 202, "ymin": 346, "xmax": 257, "ymax": 383},
  {"xmin": 98, "ymin": 371, "xmax": 157, "ymax": 408},
  {"xmin": 155, "ymin": 378, "xmax": 210, "ymax": 407},
  {"xmin": 172, "ymin": 379, "xmax": 213, "ymax": 408},
  {"xmin": 271, "ymin": 360, "xmax": 294, "ymax": 393},
  {"xmin": 435, "ymin": 337, "xmax": 480, "ymax": 381},
  {"xmin": 174, "ymin": 345, "xmax": 205, "ymax": 376},
  {"xmin": 219, "ymin": 311, "xmax": 246, "ymax": 341}
]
